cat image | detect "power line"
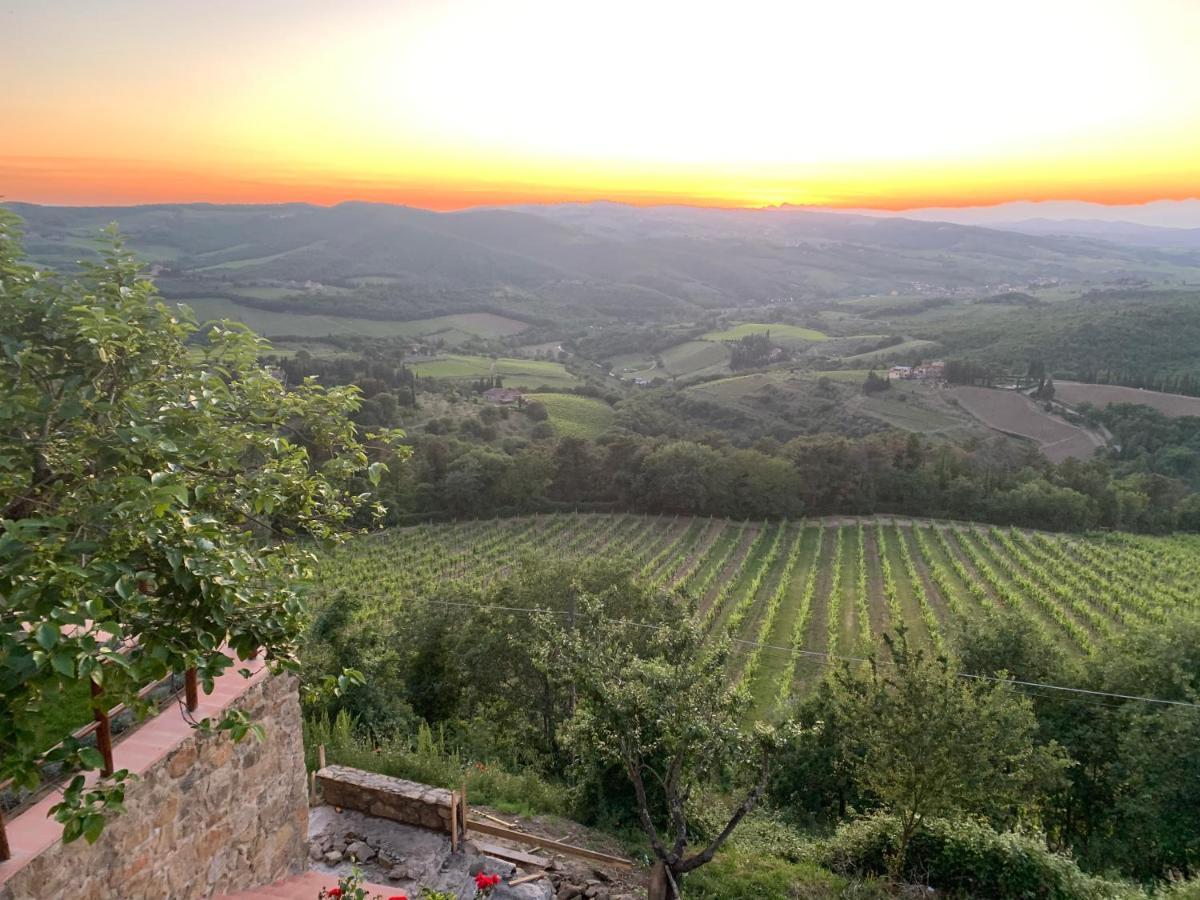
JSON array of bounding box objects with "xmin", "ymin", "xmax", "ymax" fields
[{"xmin": 398, "ymin": 597, "xmax": 1200, "ymax": 712}]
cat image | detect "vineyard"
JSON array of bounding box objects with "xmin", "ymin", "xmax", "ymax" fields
[{"xmin": 313, "ymin": 513, "xmax": 1200, "ymax": 718}]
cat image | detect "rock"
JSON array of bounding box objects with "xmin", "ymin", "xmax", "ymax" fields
[
  {"xmin": 584, "ymin": 886, "xmax": 608, "ymax": 899},
  {"xmin": 308, "ymin": 843, "xmax": 324, "ymax": 862},
  {"xmin": 324, "ymin": 850, "xmax": 344, "ymax": 865},
  {"xmin": 346, "ymin": 840, "xmax": 376, "ymax": 861},
  {"xmin": 591, "ymin": 868, "xmax": 612, "ymax": 883},
  {"xmin": 387, "ymin": 864, "xmax": 410, "ymax": 882},
  {"xmin": 557, "ymin": 882, "xmax": 584, "ymax": 900}
]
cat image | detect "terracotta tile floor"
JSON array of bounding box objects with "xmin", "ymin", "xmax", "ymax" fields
[{"xmin": 216, "ymin": 870, "xmax": 399, "ymax": 899}]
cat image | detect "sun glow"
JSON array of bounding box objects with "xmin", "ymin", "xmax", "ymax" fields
[{"xmin": 3, "ymin": 0, "xmax": 1199, "ymax": 208}]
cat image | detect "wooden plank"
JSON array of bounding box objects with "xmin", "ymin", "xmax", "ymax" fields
[
  {"xmin": 479, "ymin": 811, "xmax": 516, "ymax": 828},
  {"xmin": 510, "ymin": 872, "xmax": 546, "ymax": 886},
  {"xmin": 449, "ymin": 790, "xmax": 459, "ymax": 853},
  {"xmin": 466, "ymin": 820, "xmax": 633, "ymax": 868},
  {"xmin": 473, "ymin": 840, "xmax": 550, "ymax": 869}
]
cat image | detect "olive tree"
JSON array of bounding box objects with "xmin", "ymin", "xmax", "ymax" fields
[
  {"xmin": 0, "ymin": 213, "xmax": 399, "ymax": 842},
  {"xmin": 544, "ymin": 603, "xmax": 775, "ymax": 899},
  {"xmin": 833, "ymin": 628, "xmax": 1065, "ymax": 881}
]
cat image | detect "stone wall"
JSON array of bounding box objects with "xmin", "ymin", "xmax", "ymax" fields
[
  {"xmin": 0, "ymin": 673, "xmax": 309, "ymax": 900},
  {"xmin": 316, "ymin": 766, "xmax": 455, "ymax": 834}
]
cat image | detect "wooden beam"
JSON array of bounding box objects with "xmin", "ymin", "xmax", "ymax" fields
[
  {"xmin": 466, "ymin": 819, "xmax": 633, "ymax": 868},
  {"xmin": 0, "ymin": 805, "xmax": 10, "ymax": 862},
  {"xmin": 510, "ymin": 872, "xmax": 546, "ymax": 886},
  {"xmin": 90, "ymin": 679, "xmax": 114, "ymax": 777},
  {"xmin": 449, "ymin": 790, "xmax": 459, "ymax": 853},
  {"xmin": 460, "ymin": 780, "xmax": 468, "ymax": 840},
  {"xmin": 478, "ymin": 810, "xmax": 516, "ymax": 829},
  {"xmin": 473, "ymin": 840, "xmax": 550, "ymax": 869}
]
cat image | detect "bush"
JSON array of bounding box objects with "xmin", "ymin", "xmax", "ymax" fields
[
  {"xmin": 684, "ymin": 844, "xmax": 889, "ymax": 900},
  {"xmin": 821, "ymin": 815, "xmax": 1131, "ymax": 899}
]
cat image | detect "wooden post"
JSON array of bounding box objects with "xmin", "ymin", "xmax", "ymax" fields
[
  {"xmin": 449, "ymin": 790, "xmax": 459, "ymax": 853},
  {"xmin": 184, "ymin": 667, "xmax": 198, "ymax": 711},
  {"xmin": 318, "ymin": 744, "xmax": 327, "ymax": 771},
  {"xmin": 0, "ymin": 805, "xmax": 10, "ymax": 862},
  {"xmin": 90, "ymin": 679, "xmax": 114, "ymax": 777},
  {"xmin": 460, "ymin": 780, "xmax": 468, "ymax": 840}
]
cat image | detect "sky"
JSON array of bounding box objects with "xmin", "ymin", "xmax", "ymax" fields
[{"xmin": 2, "ymin": 0, "xmax": 1200, "ymax": 211}]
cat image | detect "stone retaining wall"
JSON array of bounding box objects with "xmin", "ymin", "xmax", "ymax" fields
[
  {"xmin": 0, "ymin": 673, "xmax": 308, "ymax": 900},
  {"xmin": 316, "ymin": 766, "xmax": 455, "ymax": 833}
]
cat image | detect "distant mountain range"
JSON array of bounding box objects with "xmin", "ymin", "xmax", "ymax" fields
[
  {"xmin": 6, "ymin": 200, "xmax": 1200, "ymax": 324},
  {"xmin": 800, "ymin": 199, "xmax": 1200, "ymax": 248}
]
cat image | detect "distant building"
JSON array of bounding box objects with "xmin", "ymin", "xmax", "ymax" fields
[
  {"xmin": 891, "ymin": 361, "xmax": 945, "ymax": 381},
  {"xmin": 482, "ymin": 387, "xmax": 523, "ymax": 404}
]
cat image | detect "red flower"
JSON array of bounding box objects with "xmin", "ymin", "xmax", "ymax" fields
[
  {"xmin": 388, "ymin": 896, "xmax": 408, "ymax": 900},
  {"xmin": 475, "ymin": 871, "xmax": 502, "ymax": 890},
  {"xmin": 328, "ymin": 889, "xmax": 342, "ymax": 898}
]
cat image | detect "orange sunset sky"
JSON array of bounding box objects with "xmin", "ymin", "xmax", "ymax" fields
[{"xmin": 3, "ymin": 0, "xmax": 1199, "ymax": 210}]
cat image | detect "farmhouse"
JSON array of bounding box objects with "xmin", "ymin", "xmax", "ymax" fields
[
  {"xmin": 888, "ymin": 365, "xmax": 913, "ymax": 380},
  {"xmin": 482, "ymin": 387, "xmax": 523, "ymax": 404}
]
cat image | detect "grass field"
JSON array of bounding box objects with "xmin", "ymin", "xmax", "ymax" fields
[
  {"xmin": 178, "ymin": 299, "xmax": 528, "ymax": 342},
  {"xmin": 525, "ymin": 394, "xmax": 616, "ymax": 438},
  {"xmin": 840, "ymin": 338, "xmax": 939, "ymax": 363},
  {"xmin": 314, "ymin": 513, "xmax": 1200, "ymax": 720},
  {"xmin": 179, "ymin": 298, "xmax": 441, "ymax": 338},
  {"xmin": 411, "ymin": 354, "xmax": 579, "ymax": 388},
  {"xmin": 660, "ymin": 340, "xmax": 732, "ymax": 377},
  {"xmin": 702, "ymin": 323, "xmax": 830, "ymax": 346}
]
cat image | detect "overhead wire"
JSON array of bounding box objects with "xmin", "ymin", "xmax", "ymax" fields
[{"xmin": 400, "ymin": 596, "xmax": 1200, "ymax": 712}]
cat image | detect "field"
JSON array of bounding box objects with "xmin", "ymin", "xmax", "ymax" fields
[
  {"xmin": 839, "ymin": 338, "xmax": 939, "ymax": 364},
  {"xmin": 950, "ymin": 386, "xmax": 1105, "ymax": 461},
  {"xmin": 410, "ymin": 354, "xmax": 579, "ymax": 388},
  {"xmin": 524, "ymin": 394, "xmax": 616, "ymax": 438},
  {"xmin": 179, "ymin": 298, "xmax": 528, "ymax": 342},
  {"xmin": 702, "ymin": 323, "xmax": 830, "ymax": 346},
  {"xmin": 314, "ymin": 513, "xmax": 1200, "ymax": 720},
  {"xmin": 1054, "ymin": 381, "xmax": 1200, "ymax": 418}
]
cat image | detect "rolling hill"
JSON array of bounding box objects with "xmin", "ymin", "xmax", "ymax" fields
[{"xmin": 9, "ymin": 201, "xmax": 1197, "ymax": 332}]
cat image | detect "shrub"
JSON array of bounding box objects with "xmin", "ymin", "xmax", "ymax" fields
[
  {"xmin": 683, "ymin": 844, "xmax": 886, "ymax": 900},
  {"xmin": 820, "ymin": 815, "xmax": 1132, "ymax": 899}
]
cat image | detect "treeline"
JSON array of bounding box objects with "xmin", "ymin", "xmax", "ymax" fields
[
  {"xmin": 372, "ymin": 428, "xmax": 1200, "ymax": 532},
  {"xmin": 728, "ymin": 331, "xmax": 777, "ymax": 370},
  {"xmin": 1082, "ymin": 403, "xmax": 1200, "ymax": 495}
]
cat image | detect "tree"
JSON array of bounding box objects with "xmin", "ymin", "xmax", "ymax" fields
[
  {"xmin": 831, "ymin": 628, "xmax": 1064, "ymax": 881},
  {"xmin": 0, "ymin": 215, "xmax": 399, "ymax": 842},
  {"xmin": 862, "ymin": 371, "xmax": 891, "ymax": 395},
  {"xmin": 548, "ymin": 610, "xmax": 775, "ymax": 899}
]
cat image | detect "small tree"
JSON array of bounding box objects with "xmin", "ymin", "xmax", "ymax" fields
[
  {"xmin": 832, "ymin": 628, "xmax": 1064, "ymax": 881},
  {"xmin": 0, "ymin": 214, "xmax": 399, "ymax": 841},
  {"xmin": 547, "ymin": 609, "xmax": 774, "ymax": 899}
]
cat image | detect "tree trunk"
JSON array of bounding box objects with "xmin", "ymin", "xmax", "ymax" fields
[{"xmin": 648, "ymin": 861, "xmax": 671, "ymax": 900}]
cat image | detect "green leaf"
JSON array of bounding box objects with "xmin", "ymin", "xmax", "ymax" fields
[
  {"xmin": 51, "ymin": 650, "xmax": 76, "ymax": 677},
  {"xmin": 35, "ymin": 621, "xmax": 59, "ymax": 650},
  {"xmin": 61, "ymin": 816, "xmax": 83, "ymax": 844},
  {"xmin": 78, "ymin": 747, "xmax": 105, "ymax": 770},
  {"xmin": 82, "ymin": 814, "xmax": 106, "ymax": 844}
]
